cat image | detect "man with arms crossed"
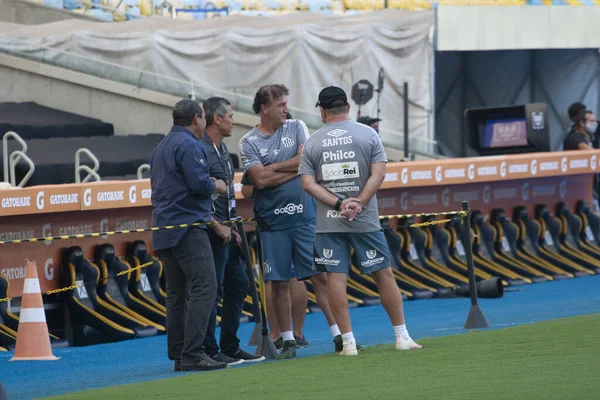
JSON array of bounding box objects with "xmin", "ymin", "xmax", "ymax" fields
[
  {"xmin": 238, "ymin": 84, "xmax": 340, "ymax": 359},
  {"xmin": 299, "ymin": 86, "xmax": 422, "ymax": 355}
]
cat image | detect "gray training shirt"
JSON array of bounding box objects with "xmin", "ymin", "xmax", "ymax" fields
[
  {"xmin": 298, "ymin": 119, "xmax": 387, "ymax": 233},
  {"xmin": 239, "ymin": 119, "xmax": 316, "ymax": 232}
]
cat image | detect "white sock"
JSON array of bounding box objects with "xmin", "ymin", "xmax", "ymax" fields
[
  {"xmin": 341, "ymin": 332, "xmax": 355, "ymax": 345},
  {"xmin": 330, "ymin": 324, "xmax": 342, "ymax": 338},
  {"xmin": 394, "ymin": 324, "xmax": 411, "ymax": 341},
  {"xmin": 281, "ymin": 331, "xmax": 294, "ymax": 342}
]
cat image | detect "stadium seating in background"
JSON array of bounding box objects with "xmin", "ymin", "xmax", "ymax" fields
[{"xmin": 33, "ymin": 0, "xmax": 600, "ymax": 21}]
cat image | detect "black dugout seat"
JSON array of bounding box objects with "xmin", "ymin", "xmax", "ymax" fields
[
  {"xmin": 515, "ymin": 206, "xmax": 591, "ymax": 277},
  {"xmin": 442, "ymin": 215, "xmax": 500, "ymax": 283},
  {"xmin": 61, "ymin": 246, "xmax": 152, "ymax": 346},
  {"xmin": 469, "ymin": 211, "xmax": 529, "ymax": 286},
  {"xmin": 94, "ymin": 244, "xmax": 166, "ymax": 332},
  {"xmin": 420, "ymin": 216, "xmax": 470, "ymax": 287},
  {"xmin": 574, "ymin": 201, "xmax": 600, "ymax": 271},
  {"xmin": 399, "ymin": 223, "xmax": 456, "ymax": 295},
  {"xmin": 552, "ymin": 203, "xmax": 600, "ymax": 274},
  {"xmin": 383, "ymin": 223, "xmax": 434, "ymax": 299},
  {"xmin": 508, "ymin": 207, "xmax": 572, "ymax": 280},
  {"xmin": 0, "ymin": 324, "xmax": 16, "ymax": 348},
  {"xmin": 0, "ymin": 274, "xmax": 69, "ymax": 348},
  {"xmin": 127, "ymin": 241, "xmax": 166, "ymax": 311},
  {"xmin": 489, "ymin": 209, "xmax": 552, "ymax": 283}
]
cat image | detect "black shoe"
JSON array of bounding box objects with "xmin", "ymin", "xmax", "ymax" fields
[
  {"xmin": 210, "ymin": 352, "xmax": 245, "ymax": 366},
  {"xmin": 223, "ymin": 348, "xmax": 266, "ymax": 363},
  {"xmin": 273, "ymin": 337, "xmax": 283, "ymax": 350},
  {"xmin": 276, "ymin": 340, "xmax": 296, "ymax": 360},
  {"xmin": 294, "ymin": 334, "xmax": 309, "ymax": 348},
  {"xmin": 180, "ymin": 353, "xmax": 228, "ymax": 371}
]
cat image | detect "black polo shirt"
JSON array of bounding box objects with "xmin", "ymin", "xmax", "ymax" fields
[{"xmin": 199, "ymin": 134, "xmax": 236, "ymax": 223}]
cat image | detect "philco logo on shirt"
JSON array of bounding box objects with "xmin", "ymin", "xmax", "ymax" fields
[{"xmin": 322, "ymin": 162, "xmax": 359, "ymax": 181}]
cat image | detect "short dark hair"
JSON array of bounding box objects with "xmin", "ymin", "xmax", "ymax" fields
[
  {"xmin": 173, "ymin": 99, "xmax": 202, "ymax": 126},
  {"xmin": 568, "ymin": 102, "xmax": 586, "ymax": 121},
  {"xmin": 326, "ymin": 105, "xmax": 348, "ymax": 116},
  {"xmin": 252, "ymin": 84, "xmax": 289, "ymax": 114},
  {"xmin": 203, "ymin": 97, "xmax": 231, "ymax": 128},
  {"xmin": 574, "ymin": 109, "xmax": 593, "ymax": 128}
]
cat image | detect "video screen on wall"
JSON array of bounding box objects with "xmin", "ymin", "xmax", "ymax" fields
[{"xmin": 479, "ymin": 118, "xmax": 529, "ymax": 149}]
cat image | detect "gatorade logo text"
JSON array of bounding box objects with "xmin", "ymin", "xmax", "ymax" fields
[
  {"xmin": 129, "ymin": 185, "xmax": 137, "ymax": 204},
  {"xmin": 97, "ymin": 191, "xmax": 124, "ymax": 202},
  {"xmin": 84, "ymin": 188, "xmax": 92, "ymax": 207},
  {"xmin": 435, "ymin": 166, "xmax": 442, "ymax": 182},
  {"xmin": 50, "ymin": 193, "xmax": 78, "ymax": 205},
  {"xmin": 45, "ymin": 258, "xmax": 54, "ymax": 281},
  {"xmin": 37, "ymin": 191, "xmax": 45, "ymax": 210},
  {"xmin": 1, "ymin": 196, "xmax": 31, "ymax": 209},
  {"xmin": 141, "ymin": 189, "xmax": 151, "ymax": 199}
]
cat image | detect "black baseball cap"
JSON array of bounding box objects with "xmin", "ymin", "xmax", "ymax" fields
[
  {"xmin": 315, "ymin": 86, "xmax": 348, "ymax": 109},
  {"xmin": 357, "ymin": 116, "xmax": 381, "ymax": 125}
]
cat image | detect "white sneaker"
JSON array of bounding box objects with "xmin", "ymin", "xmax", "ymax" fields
[
  {"xmin": 340, "ymin": 340, "xmax": 359, "ymax": 356},
  {"xmin": 395, "ymin": 336, "xmax": 423, "ymax": 351}
]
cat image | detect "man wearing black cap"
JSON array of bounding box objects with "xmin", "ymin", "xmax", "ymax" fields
[
  {"xmin": 357, "ymin": 116, "xmax": 381, "ymax": 133},
  {"xmin": 238, "ymin": 84, "xmax": 339, "ymax": 359},
  {"xmin": 298, "ymin": 86, "xmax": 422, "ymax": 356}
]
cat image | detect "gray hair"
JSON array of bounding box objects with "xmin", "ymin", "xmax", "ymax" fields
[
  {"xmin": 172, "ymin": 99, "xmax": 203, "ymax": 126},
  {"xmin": 203, "ymin": 97, "xmax": 231, "ymax": 128}
]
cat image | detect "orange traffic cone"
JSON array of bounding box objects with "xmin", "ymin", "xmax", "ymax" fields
[{"xmin": 9, "ymin": 261, "xmax": 59, "ymax": 361}]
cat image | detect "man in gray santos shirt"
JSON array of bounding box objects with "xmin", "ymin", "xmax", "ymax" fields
[{"xmin": 298, "ymin": 86, "xmax": 422, "ymax": 356}]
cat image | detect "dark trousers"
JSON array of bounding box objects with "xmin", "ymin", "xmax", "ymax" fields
[
  {"xmin": 203, "ymin": 230, "xmax": 250, "ymax": 355},
  {"xmin": 158, "ymin": 227, "xmax": 217, "ymax": 362}
]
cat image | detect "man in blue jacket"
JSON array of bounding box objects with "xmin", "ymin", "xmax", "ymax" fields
[{"xmin": 150, "ymin": 99, "xmax": 228, "ymax": 372}]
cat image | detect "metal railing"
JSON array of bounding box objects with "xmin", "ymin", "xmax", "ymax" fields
[
  {"xmin": 2, "ymin": 131, "xmax": 35, "ymax": 188},
  {"xmin": 75, "ymin": 148, "xmax": 101, "ymax": 183},
  {"xmin": 137, "ymin": 164, "xmax": 150, "ymax": 180}
]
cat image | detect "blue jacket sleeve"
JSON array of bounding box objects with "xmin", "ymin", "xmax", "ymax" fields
[{"xmin": 180, "ymin": 142, "xmax": 216, "ymax": 196}]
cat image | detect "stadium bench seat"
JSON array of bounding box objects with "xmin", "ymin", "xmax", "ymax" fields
[
  {"xmin": 475, "ymin": 210, "xmax": 548, "ymax": 284},
  {"xmin": 551, "ymin": 203, "xmax": 600, "ymax": 273},
  {"xmin": 61, "ymin": 246, "xmax": 151, "ymax": 346},
  {"xmin": 503, "ymin": 207, "xmax": 573, "ymax": 280},
  {"xmin": 491, "ymin": 209, "xmax": 557, "ymax": 281},
  {"xmin": 513, "ymin": 206, "xmax": 592, "ymax": 277},
  {"xmin": 126, "ymin": 241, "xmax": 167, "ymax": 310},
  {"xmin": 94, "ymin": 244, "xmax": 166, "ymax": 332},
  {"xmin": 574, "ymin": 200, "xmax": 600, "ymax": 268},
  {"xmin": 383, "ymin": 221, "xmax": 435, "ymax": 299}
]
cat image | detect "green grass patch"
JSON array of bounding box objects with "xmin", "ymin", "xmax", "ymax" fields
[{"xmin": 48, "ymin": 314, "xmax": 600, "ymax": 400}]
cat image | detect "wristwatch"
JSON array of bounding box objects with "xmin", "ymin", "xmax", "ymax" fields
[{"xmin": 334, "ymin": 198, "xmax": 343, "ymax": 211}]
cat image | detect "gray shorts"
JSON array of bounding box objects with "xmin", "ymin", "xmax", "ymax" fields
[
  {"xmin": 259, "ymin": 224, "xmax": 319, "ymax": 281},
  {"xmin": 314, "ymin": 229, "xmax": 391, "ymax": 275}
]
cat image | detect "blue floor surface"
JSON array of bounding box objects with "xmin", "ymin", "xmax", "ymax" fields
[{"xmin": 2, "ymin": 275, "xmax": 599, "ymax": 399}]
